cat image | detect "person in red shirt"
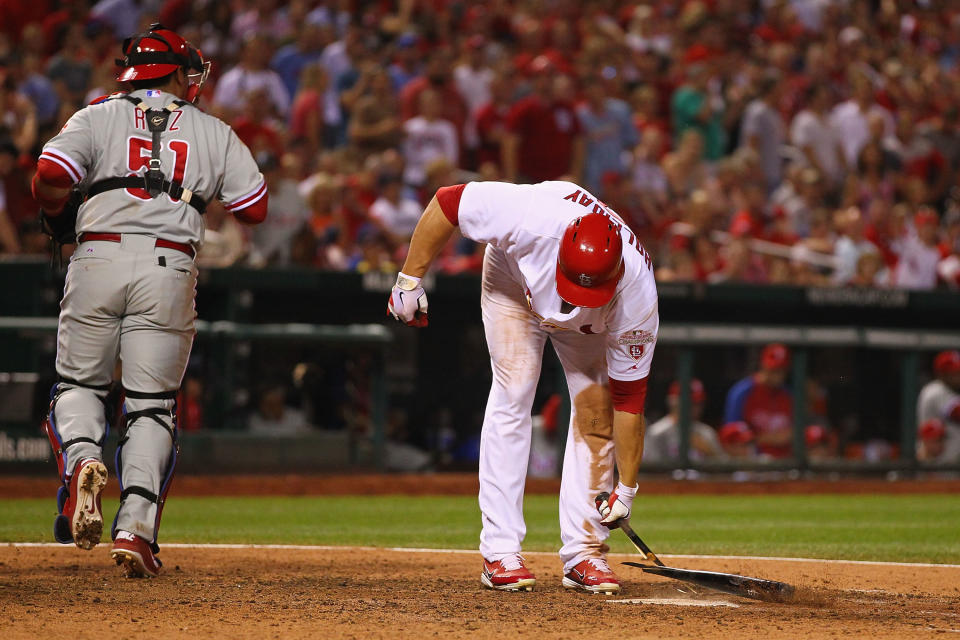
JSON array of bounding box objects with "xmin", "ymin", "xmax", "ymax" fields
[
  {"xmin": 232, "ymin": 87, "xmax": 285, "ymax": 159},
  {"xmin": 723, "ymin": 343, "xmax": 794, "ymax": 458},
  {"xmin": 502, "ymin": 57, "xmax": 583, "ymax": 184},
  {"xmin": 474, "ymin": 73, "xmax": 515, "ymax": 172}
]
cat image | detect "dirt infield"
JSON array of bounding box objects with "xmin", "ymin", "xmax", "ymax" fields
[
  {"xmin": 2, "ymin": 472, "xmax": 960, "ymax": 498},
  {"xmin": 2, "ymin": 544, "xmax": 959, "ymax": 639}
]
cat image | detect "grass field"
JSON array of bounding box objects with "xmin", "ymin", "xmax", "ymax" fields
[{"xmin": 2, "ymin": 494, "xmax": 959, "ymax": 564}]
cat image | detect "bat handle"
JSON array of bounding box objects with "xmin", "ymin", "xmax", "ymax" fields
[{"xmin": 594, "ymin": 492, "xmax": 610, "ymax": 511}]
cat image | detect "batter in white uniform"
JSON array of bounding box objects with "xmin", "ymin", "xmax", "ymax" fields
[
  {"xmin": 388, "ymin": 180, "xmax": 659, "ymax": 594},
  {"xmin": 33, "ymin": 24, "xmax": 267, "ymax": 577}
]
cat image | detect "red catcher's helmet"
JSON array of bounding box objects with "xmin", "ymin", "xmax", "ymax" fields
[
  {"xmin": 115, "ymin": 24, "xmax": 209, "ymax": 102},
  {"xmin": 556, "ymin": 213, "xmax": 625, "ymax": 308}
]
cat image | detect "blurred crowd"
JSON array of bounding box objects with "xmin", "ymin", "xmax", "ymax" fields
[{"xmin": 2, "ymin": 0, "xmax": 960, "ymax": 289}]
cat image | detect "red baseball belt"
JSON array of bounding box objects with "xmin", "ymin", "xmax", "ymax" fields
[{"xmin": 77, "ymin": 232, "xmax": 195, "ymax": 258}]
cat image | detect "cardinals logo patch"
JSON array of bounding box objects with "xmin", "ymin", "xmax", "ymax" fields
[{"xmin": 628, "ymin": 344, "xmax": 644, "ymax": 361}]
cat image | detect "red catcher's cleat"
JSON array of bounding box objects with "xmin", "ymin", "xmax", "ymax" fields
[
  {"xmin": 54, "ymin": 458, "xmax": 108, "ymax": 550},
  {"xmin": 562, "ymin": 557, "xmax": 621, "ymax": 595},
  {"xmin": 111, "ymin": 531, "xmax": 162, "ymax": 578},
  {"xmin": 481, "ymin": 554, "xmax": 536, "ymax": 592}
]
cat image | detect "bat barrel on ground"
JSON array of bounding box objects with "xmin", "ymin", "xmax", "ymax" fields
[
  {"xmin": 621, "ymin": 562, "xmax": 796, "ymax": 602},
  {"xmin": 594, "ymin": 492, "xmax": 796, "ymax": 602}
]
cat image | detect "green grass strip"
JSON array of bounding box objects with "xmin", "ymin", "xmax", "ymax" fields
[{"xmin": 2, "ymin": 494, "xmax": 958, "ymax": 564}]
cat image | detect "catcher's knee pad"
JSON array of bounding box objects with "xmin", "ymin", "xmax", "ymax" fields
[
  {"xmin": 44, "ymin": 381, "xmax": 110, "ymax": 484},
  {"xmin": 111, "ymin": 389, "xmax": 180, "ymax": 548}
]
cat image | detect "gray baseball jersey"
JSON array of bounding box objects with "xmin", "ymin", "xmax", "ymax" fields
[
  {"xmin": 42, "ymin": 88, "xmax": 265, "ymax": 549},
  {"xmin": 40, "ymin": 88, "xmax": 264, "ymax": 246}
]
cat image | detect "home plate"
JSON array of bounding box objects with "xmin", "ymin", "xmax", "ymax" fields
[{"xmin": 606, "ymin": 598, "xmax": 741, "ymax": 608}]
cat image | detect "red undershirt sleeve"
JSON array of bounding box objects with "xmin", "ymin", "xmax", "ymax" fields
[
  {"xmin": 232, "ymin": 192, "xmax": 269, "ymax": 224},
  {"xmin": 435, "ymin": 183, "xmax": 466, "ymax": 225},
  {"xmin": 32, "ymin": 159, "xmax": 76, "ymax": 213},
  {"xmin": 608, "ymin": 376, "xmax": 648, "ymax": 414}
]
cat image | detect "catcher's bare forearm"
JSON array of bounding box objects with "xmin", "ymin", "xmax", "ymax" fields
[
  {"xmin": 612, "ymin": 409, "xmax": 645, "ymax": 487},
  {"xmin": 401, "ymin": 196, "xmax": 456, "ymax": 277}
]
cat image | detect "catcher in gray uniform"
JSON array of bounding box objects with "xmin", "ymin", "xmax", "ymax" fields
[{"xmin": 32, "ymin": 24, "xmax": 269, "ymax": 577}]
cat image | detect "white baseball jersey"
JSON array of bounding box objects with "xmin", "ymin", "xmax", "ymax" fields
[
  {"xmin": 40, "ymin": 88, "xmax": 265, "ymax": 246},
  {"xmin": 456, "ymin": 180, "xmax": 659, "ymax": 381}
]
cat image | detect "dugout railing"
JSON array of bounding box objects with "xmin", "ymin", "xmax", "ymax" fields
[
  {"xmin": 0, "ymin": 316, "xmax": 393, "ymax": 471},
  {"xmin": 3, "ymin": 314, "xmax": 958, "ymax": 473}
]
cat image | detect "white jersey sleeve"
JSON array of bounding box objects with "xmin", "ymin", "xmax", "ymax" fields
[{"xmin": 219, "ymin": 127, "xmax": 265, "ymax": 214}]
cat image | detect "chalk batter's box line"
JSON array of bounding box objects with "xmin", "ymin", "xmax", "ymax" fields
[{"xmin": 5, "ymin": 542, "xmax": 960, "ymax": 570}]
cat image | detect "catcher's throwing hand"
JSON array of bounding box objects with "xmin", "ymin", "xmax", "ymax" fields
[
  {"xmin": 387, "ymin": 272, "xmax": 429, "ymax": 327},
  {"xmin": 597, "ymin": 482, "xmax": 638, "ymax": 527}
]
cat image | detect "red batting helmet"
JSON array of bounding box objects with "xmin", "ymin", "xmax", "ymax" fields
[
  {"xmin": 116, "ymin": 24, "xmax": 209, "ymax": 102},
  {"xmin": 668, "ymin": 378, "xmax": 706, "ymax": 404},
  {"xmin": 804, "ymin": 424, "xmax": 830, "ymax": 447},
  {"xmin": 761, "ymin": 343, "xmax": 790, "ymax": 371},
  {"xmin": 556, "ymin": 213, "xmax": 625, "ymax": 308},
  {"xmin": 919, "ymin": 418, "xmax": 946, "ymax": 441},
  {"xmin": 719, "ymin": 421, "xmax": 755, "ymax": 445},
  {"xmin": 934, "ymin": 350, "xmax": 960, "ymax": 375}
]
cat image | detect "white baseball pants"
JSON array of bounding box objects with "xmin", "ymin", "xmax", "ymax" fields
[{"xmin": 478, "ymin": 247, "xmax": 615, "ymax": 572}]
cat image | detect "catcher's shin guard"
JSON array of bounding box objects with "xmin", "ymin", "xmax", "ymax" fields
[
  {"xmin": 44, "ymin": 382, "xmax": 111, "ymax": 544},
  {"xmin": 111, "ymin": 389, "xmax": 180, "ymax": 552}
]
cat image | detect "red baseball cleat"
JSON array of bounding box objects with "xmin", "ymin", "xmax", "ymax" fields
[
  {"xmin": 54, "ymin": 458, "xmax": 108, "ymax": 550},
  {"xmin": 481, "ymin": 554, "xmax": 536, "ymax": 592},
  {"xmin": 111, "ymin": 531, "xmax": 162, "ymax": 578},
  {"xmin": 562, "ymin": 557, "xmax": 621, "ymax": 595}
]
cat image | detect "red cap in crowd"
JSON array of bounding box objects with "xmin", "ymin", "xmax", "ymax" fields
[
  {"xmin": 934, "ymin": 350, "xmax": 960, "ymax": 375},
  {"xmin": 728, "ymin": 210, "xmax": 758, "ymax": 237},
  {"xmin": 914, "ymin": 208, "xmax": 939, "ymax": 227},
  {"xmin": 719, "ymin": 421, "xmax": 755, "ymax": 444},
  {"xmin": 761, "ymin": 343, "xmax": 791, "ymax": 371},
  {"xmin": 684, "ymin": 44, "xmax": 712, "ymax": 64},
  {"xmin": 919, "ymin": 418, "xmax": 945, "ymax": 441},
  {"xmin": 805, "ymin": 424, "xmax": 829, "ymax": 447},
  {"xmin": 668, "ymin": 378, "xmax": 706, "ymax": 403}
]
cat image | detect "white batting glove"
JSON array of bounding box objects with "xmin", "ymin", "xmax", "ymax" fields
[
  {"xmin": 387, "ymin": 272, "xmax": 429, "ymax": 327},
  {"xmin": 598, "ymin": 481, "xmax": 638, "ymax": 528}
]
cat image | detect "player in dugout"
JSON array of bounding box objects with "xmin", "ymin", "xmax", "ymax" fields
[
  {"xmin": 723, "ymin": 343, "xmax": 793, "ymax": 459},
  {"xmin": 388, "ymin": 180, "xmax": 658, "ymax": 595}
]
